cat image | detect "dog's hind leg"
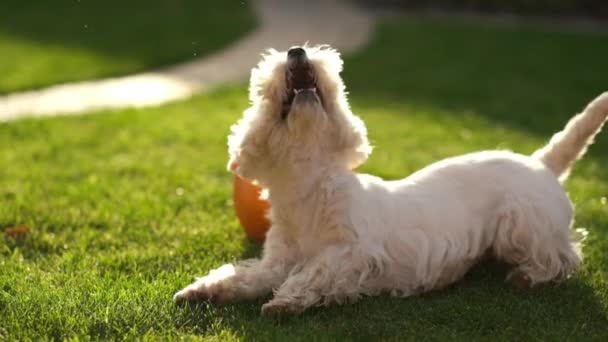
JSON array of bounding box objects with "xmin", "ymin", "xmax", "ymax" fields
[
  {"xmin": 492, "ymin": 196, "xmax": 581, "ymax": 288},
  {"xmin": 261, "ymin": 245, "xmax": 363, "ymax": 315}
]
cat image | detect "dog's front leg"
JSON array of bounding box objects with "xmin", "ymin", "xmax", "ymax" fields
[
  {"xmin": 261, "ymin": 245, "xmax": 360, "ymax": 315},
  {"xmin": 173, "ymin": 228, "xmax": 295, "ymax": 304}
]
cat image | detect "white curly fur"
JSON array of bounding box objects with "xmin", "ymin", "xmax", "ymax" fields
[{"xmin": 174, "ymin": 45, "xmax": 608, "ymax": 315}]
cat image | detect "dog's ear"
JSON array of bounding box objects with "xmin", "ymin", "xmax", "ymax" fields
[{"xmin": 331, "ymin": 110, "xmax": 373, "ymax": 170}]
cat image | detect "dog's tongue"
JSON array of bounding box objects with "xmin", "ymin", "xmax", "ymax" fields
[{"xmin": 288, "ymin": 63, "xmax": 314, "ymax": 90}]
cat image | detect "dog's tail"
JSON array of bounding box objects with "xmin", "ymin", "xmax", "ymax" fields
[{"xmin": 532, "ymin": 92, "xmax": 608, "ymax": 181}]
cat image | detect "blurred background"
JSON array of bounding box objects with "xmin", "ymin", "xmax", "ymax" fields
[
  {"xmin": 1, "ymin": 1, "xmax": 608, "ymax": 340},
  {"xmin": 359, "ymin": 0, "xmax": 608, "ymax": 17}
]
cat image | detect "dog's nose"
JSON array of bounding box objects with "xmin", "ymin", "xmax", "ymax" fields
[{"xmin": 288, "ymin": 47, "xmax": 307, "ymax": 59}]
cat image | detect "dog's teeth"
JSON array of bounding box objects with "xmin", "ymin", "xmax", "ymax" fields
[{"xmin": 294, "ymin": 87, "xmax": 316, "ymax": 94}]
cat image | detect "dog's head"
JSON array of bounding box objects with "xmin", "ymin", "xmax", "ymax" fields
[{"xmin": 228, "ymin": 45, "xmax": 372, "ymax": 187}]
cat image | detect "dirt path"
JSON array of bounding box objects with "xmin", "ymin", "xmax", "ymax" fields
[{"xmin": 0, "ymin": 0, "xmax": 373, "ymax": 122}]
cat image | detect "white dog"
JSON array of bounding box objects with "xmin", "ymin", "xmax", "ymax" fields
[{"xmin": 174, "ymin": 45, "xmax": 608, "ymax": 315}]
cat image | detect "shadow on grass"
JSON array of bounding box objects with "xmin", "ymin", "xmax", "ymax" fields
[
  {"xmin": 343, "ymin": 17, "xmax": 608, "ymax": 160},
  {"xmin": 174, "ymin": 258, "xmax": 608, "ymax": 340}
]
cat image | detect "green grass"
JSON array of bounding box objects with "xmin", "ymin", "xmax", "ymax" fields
[
  {"xmin": 0, "ymin": 0, "xmax": 254, "ymax": 94},
  {"xmin": 2, "ymin": 17, "xmax": 608, "ymax": 340}
]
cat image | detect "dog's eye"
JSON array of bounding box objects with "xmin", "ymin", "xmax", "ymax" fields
[{"xmin": 281, "ymin": 101, "xmax": 291, "ymax": 120}]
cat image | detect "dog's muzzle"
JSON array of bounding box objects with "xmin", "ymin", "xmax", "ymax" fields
[{"xmin": 282, "ymin": 47, "xmax": 320, "ymax": 118}]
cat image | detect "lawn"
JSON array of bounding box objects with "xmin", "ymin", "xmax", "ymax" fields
[
  {"xmin": 0, "ymin": 0, "xmax": 254, "ymax": 94},
  {"xmin": 1, "ymin": 17, "xmax": 608, "ymax": 341}
]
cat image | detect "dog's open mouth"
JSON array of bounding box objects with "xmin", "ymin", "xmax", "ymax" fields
[{"xmin": 282, "ymin": 47, "xmax": 322, "ymax": 118}]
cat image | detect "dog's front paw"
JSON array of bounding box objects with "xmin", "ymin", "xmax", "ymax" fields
[
  {"xmin": 173, "ymin": 278, "xmax": 220, "ymax": 304},
  {"xmin": 174, "ymin": 265, "xmax": 237, "ymax": 304},
  {"xmin": 173, "ymin": 285, "xmax": 210, "ymax": 304},
  {"xmin": 261, "ymin": 299, "xmax": 304, "ymax": 316}
]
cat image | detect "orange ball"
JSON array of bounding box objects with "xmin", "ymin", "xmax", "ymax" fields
[{"xmin": 233, "ymin": 176, "xmax": 271, "ymax": 242}]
